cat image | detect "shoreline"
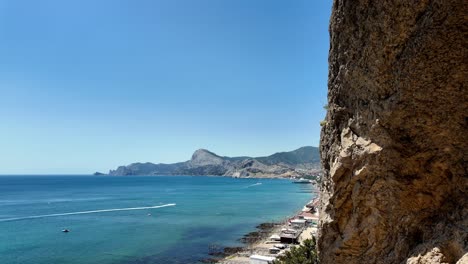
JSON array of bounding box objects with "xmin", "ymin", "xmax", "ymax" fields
[
  {"xmin": 210, "ymin": 194, "xmax": 320, "ymax": 264},
  {"xmin": 200, "ymin": 221, "xmax": 286, "ymax": 263},
  {"xmin": 95, "ymin": 174, "xmax": 304, "ymax": 180},
  {"xmin": 0, "ymin": 175, "xmax": 317, "ymax": 264}
]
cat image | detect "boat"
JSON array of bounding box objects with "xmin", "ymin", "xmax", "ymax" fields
[
  {"xmin": 292, "ymin": 178, "xmax": 312, "ymax": 184},
  {"xmin": 62, "ymin": 229, "xmax": 70, "ymax": 233}
]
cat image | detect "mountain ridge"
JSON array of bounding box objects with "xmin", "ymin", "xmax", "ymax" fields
[{"xmin": 105, "ymin": 146, "xmax": 320, "ymax": 178}]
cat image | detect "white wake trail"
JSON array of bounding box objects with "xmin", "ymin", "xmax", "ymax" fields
[
  {"xmin": 245, "ymin": 183, "xmax": 262, "ymax": 188},
  {"xmin": 0, "ymin": 203, "xmax": 176, "ymax": 222}
]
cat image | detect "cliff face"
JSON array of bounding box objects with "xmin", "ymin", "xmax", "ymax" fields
[{"xmin": 319, "ymin": 1, "xmax": 467, "ymax": 264}]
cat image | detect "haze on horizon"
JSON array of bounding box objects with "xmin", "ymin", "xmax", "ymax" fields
[{"xmin": 0, "ymin": 0, "xmax": 332, "ymax": 174}]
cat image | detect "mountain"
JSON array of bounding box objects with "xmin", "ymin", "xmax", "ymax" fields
[
  {"xmin": 106, "ymin": 147, "xmax": 321, "ymax": 178},
  {"xmin": 189, "ymin": 149, "xmax": 225, "ymax": 166},
  {"xmin": 256, "ymin": 146, "xmax": 320, "ymax": 165}
]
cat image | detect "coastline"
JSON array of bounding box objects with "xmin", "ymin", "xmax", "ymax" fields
[
  {"xmin": 93, "ymin": 174, "xmax": 308, "ymax": 180},
  {"xmin": 212, "ymin": 192, "xmax": 320, "ymax": 264},
  {"xmin": 0, "ymin": 175, "xmax": 315, "ymax": 264}
]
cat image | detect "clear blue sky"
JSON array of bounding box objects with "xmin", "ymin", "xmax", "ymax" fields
[{"xmin": 0, "ymin": 0, "xmax": 332, "ymax": 174}]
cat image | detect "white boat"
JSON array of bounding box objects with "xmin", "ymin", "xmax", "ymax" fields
[{"xmin": 292, "ymin": 178, "xmax": 311, "ymax": 184}]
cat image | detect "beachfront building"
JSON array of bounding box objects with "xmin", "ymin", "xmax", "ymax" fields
[
  {"xmin": 280, "ymin": 230, "xmax": 300, "ymax": 244},
  {"xmin": 298, "ymin": 210, "xmax": 319, "ymax": 226},
  {"xmin": 304, "ymin": 215, "xmax": 319, "ymax": 226},
  {"xmin": 290, "ymin": 219, "xmax": 307, "ymax": 229}
]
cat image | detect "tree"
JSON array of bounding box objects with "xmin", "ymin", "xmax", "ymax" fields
[{"xmin": 272, "ymin": 238, "xmax": 319, "ymax": 264}]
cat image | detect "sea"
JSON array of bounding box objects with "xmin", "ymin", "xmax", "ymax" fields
[{"xmin": 0, "ymin": 175, "xmax": 315, "ymax": 264}]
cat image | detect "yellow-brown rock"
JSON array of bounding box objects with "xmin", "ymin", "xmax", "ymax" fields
[{"xmin": 319, "ymin": 1, "xmax": 467, "ymax": 263}]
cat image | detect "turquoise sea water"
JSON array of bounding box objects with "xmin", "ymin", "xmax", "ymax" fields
[{"xmin": 0, "ymin": 176, "xmax": 315, "ymax": 264}]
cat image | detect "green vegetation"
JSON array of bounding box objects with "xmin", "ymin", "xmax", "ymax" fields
[
  {"xmin": 273, "ymin": 238, "xmax": 319, "ymax": 264},
  {"xmin": 302, "ymin": 174, "xmax": 321, "ymax": 184},
  {"xmin": 256, "ymin": 146, "xmax": 320, "ymax": 165},
  {"xmin": 319, "ymin": 120, "xmax": 327, "ymax": 126}
]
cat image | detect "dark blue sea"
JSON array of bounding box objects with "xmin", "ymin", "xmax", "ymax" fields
[{"xmin": 0, "ymin": 175, "xmax": 315, "ymax": 264}]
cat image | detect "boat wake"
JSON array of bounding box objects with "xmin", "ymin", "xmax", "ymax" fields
[
  {"xmin": 0, "ymin": 203, "xmax": 176, "ymax": 222},
  {"xmin": 245, "ymin": 183, "xmax": 262, "ymax": 188}
]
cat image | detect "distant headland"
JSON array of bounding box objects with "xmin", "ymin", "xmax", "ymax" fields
[{"xmin": 97, "ymin": 146, "xmax": 321, "ymax": 178}]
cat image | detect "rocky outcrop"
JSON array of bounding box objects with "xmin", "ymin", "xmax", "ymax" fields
[
  {"xmin": 189, "ymin": 149, "xmax": 226, "ymax": 167},
  {"xmin": 319, "ymin": 1, "xmax": 467, "ymax": 264}
]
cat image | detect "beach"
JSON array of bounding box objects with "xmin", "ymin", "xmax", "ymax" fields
[{"xmin": 217, "ymin": 196, "xmax": 320, "ymax": 264}]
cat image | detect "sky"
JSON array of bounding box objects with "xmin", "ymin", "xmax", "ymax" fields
[{"xmin": 0, "ymin": 0, "xmax": 332, "ymax": 174}]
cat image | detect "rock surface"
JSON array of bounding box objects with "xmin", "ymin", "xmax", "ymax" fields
[
  {"xmin": 189, "ymin": 149, "xmax": 226, "ymax": 167},
  {"xmin": 319, "ymin": 1, "xmax": 467, "ymax": 264}
]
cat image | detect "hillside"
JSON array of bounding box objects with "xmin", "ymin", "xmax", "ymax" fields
[
  {"xmin": 256, "ymin": 146, "xmax": 320, "ymax": 165},
  {"xmin": 105, "ymin": 146, "xmax": 321, "ymax": 178}
]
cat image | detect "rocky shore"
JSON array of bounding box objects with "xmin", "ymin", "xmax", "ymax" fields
[
  {"xmin": 211, "ymin": 198, "xmax": 320, "ymax": 264},
  {"xmin": 200, "ymin": 222, "xmax": 284, "ymax": 263}
]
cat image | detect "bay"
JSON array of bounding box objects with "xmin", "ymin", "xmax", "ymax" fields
[{"xmin": 0, "ymin": 175, "xmax": 314, "ymax": 264}]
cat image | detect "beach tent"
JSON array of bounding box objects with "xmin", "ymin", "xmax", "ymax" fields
[{"xmin": 249, "ymin": 255, "xmax": 276, "ymax": 264}]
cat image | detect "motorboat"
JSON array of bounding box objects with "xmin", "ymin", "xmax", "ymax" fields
[{"xmin": 292, "ymin": 178, "xmax": 312, "ymax": 184}]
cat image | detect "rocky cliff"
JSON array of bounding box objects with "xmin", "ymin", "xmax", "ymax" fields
[{"xmin": 319, "ymin": 1, "xmax": 467, "ymax": 264}]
